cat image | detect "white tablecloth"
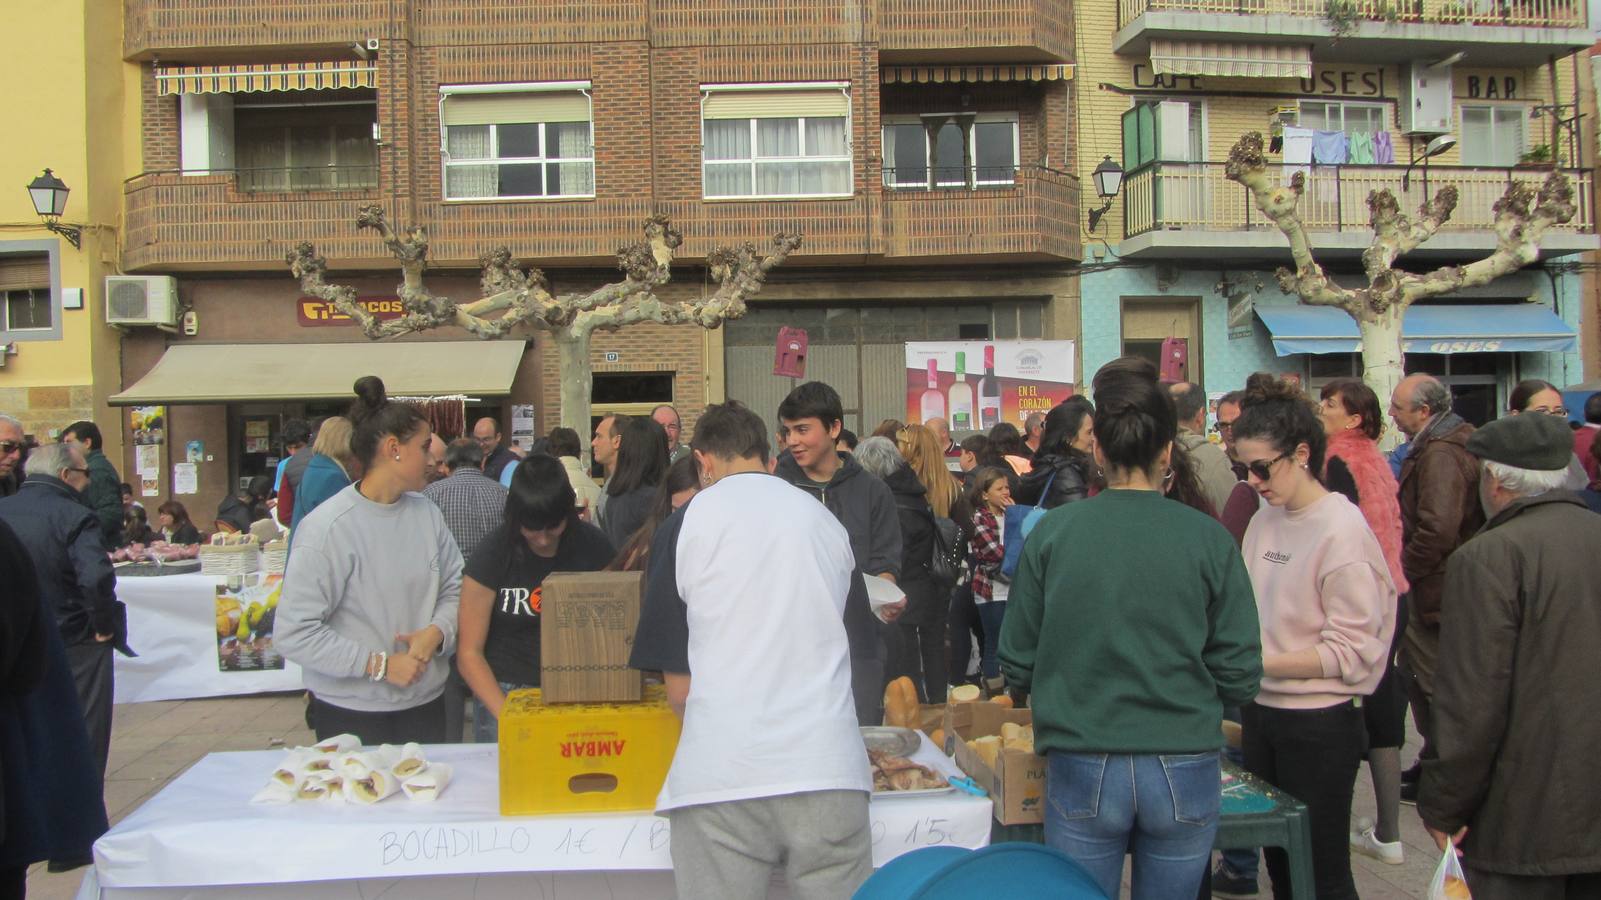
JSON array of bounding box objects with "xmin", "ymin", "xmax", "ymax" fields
[
  {"xmin": 115, "ymin": 573, "xmax": 303, "ymax": 703},
  {"xmin": 80, "ymin": 741, "xmax": 990, "ymax": 899}
]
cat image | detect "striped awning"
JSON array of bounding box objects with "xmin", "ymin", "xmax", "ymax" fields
[
  {"xmin": 881, "ymin": 64, "xmax": 1074, "ymax": 85},
  {"xmin": 1149, "ymin": 40, "xmax": 1311, "ymax": 79},
  {"xmin": 155, "ymin": 61, "xmax": 378, "ymax": 96}
]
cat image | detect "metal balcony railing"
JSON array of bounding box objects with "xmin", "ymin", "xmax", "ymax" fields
[
  {"xmin": 1122, "ymin": 161, "xmax": 1593, "ymax": 239},
  {"xmin": 1118, "ymin": 0, "xmax": 1585, "ymax": 29}
]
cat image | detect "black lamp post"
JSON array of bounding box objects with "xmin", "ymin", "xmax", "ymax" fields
[
  {"xmin": 26, "ymin": 168, "xmax": 81, "ymax": 249},
  {"xmin": 1087, "ymin": 155, "xmax": 1125, "ymax": 231}
]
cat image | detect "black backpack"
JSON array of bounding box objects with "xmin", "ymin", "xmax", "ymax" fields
[{"xmin": 927, "ymin": 510, "xmax": 963, "ymax": 587}]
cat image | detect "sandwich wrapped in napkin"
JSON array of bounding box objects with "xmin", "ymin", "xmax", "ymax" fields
[
  {"xmin": 338, "ymin": 745, "xmax": 400, "ymax": 779},
  {"xmin": 344, "ymin": 768, "xmax": 401, "ymax": 805},
  {"xmin": 399, "ymin": 763, "xmax": 452, "ymax": 802},
  {"xmin": 391, "ymin": 743, "xmax": 428, "ymax": 779}
]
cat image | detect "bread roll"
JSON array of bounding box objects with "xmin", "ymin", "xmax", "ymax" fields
[
  {"xmin": 949, "ymin": 684, "xmax": 982, "ymax": 703},
  {"xmin": 970, "ymin": 735, "xmax": 1002, "ymax": 769},
  {"xmin": 991, "ymin": 695, "xmax": 1014, "ymax": 709},
  {"xmin": 883, "ymin": 676, "xmax": 920, "ymax": 729}
]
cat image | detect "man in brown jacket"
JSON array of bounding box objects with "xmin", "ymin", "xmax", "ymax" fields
[
  {"xmin": 1419, "ymin": 412, "xmax": 1601, "ymax": 900},
  {"xmin": 1389, "ymin": 375, "xmax": 1483, "ymax": 765}
]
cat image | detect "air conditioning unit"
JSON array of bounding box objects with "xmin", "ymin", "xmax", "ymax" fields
[{"xmin": 105, "ymin": 276, "xmax": 179, "ymax": 327}]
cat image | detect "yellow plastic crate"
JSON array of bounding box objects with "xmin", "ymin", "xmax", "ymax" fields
[{"xmin": 498, "ymin": 686, "xmax": 682, "ymax": 816}]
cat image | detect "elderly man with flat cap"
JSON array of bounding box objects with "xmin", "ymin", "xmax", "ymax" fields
[{"xmin": 1418, "ymin": 412, "xmax": 1601, "ymax": 900}]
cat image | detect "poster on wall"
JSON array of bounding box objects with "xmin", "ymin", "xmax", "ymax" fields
[
  {"xmin": 185, "ymin": 440, "xmax": 205, "ymax": 463},
  {"xmin": 136, "ymin": 443, "xmax": 160, "ymax": 478},
  {"xmin": 904, "ymin": 341, "xmax": 1076, "ymax": 432},
  {"xmin": 243, "ymin": 419, "xmax": 271, "ymax": 454},
  {"xmin": 511, "ymin": 404, "xmax": 536, "ymax": 452},
  {"xmin": 215, "ymin": 575, "xmax": 285, "ymax": 672},
  {"xmin": 173, "ymin": 463, "xmax": 198, "ymax": 495},
  {"xmin": 130, "ymin": 406, "xmax": 166, "ymax": 446}
]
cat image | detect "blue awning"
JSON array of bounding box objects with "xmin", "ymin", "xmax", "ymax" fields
[{"xmin": 1255, "ymin": 304, "xmax": 1578, "ymax": 356}]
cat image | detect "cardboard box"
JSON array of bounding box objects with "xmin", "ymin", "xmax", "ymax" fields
[
  {"xmin": 540, "ymin": 571, "xmax": 643, "ymax": 703},
  {"xmin": 945, "ymin": 700, "xmax": 1047, "ymax": 824},
  {"xmin": 499, "ymin": 686, "xmax": 681, "ymax": 815}
]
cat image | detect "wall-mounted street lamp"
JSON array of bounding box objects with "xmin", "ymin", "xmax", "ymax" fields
[
  {"xmin": 26, "ymin": 168, "xmax": 82, "ymax": 249},
  {"xmin": 1087, "ymin": 155, "xmax": 1125, "ymax": 231},
  {"xmin": 1401, "ymin": 134, "xmax": 1456, "ymax": 192}
]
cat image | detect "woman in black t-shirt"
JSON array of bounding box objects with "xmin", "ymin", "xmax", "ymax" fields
[{"xmin": 458, "ymin": 455, "xmax": 614, "ymax": 742}]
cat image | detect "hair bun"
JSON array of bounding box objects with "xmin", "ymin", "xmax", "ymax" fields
[
  {"xmin": 353, "ymin": 375, "xmax": 387, "ymax": 408},
  {"xmin": 1242, "ymin": 374, "xmax": 1304, "ymax": 407}
]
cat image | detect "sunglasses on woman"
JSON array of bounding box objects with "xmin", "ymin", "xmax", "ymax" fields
[{"xmin": 1245, "ymin": 452, "xmax": 1293, "ymax": 482}]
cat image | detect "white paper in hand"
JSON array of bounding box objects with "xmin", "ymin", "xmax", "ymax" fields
[{"xmin": 865, "ymin": 575, "xmax": 907, "ymax": 623}]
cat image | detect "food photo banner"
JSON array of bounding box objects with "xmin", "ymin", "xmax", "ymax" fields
[{"xmin": 904, "ymin": 341, "xmax": 1075, "ymax": 432}]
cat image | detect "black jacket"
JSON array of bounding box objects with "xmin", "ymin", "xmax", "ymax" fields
[
  {"xmin": 882, "ymin": 465, "xmax": 941, "ymax": 626},
  {"xmin": 601, "ymin": 485, "xmax": 656, "ymax": 550},
  {"xmin": 774, "ymin": 451, "xmax": 903, "ymax": 579},
  {"xmin": 0, "ymin": 513, "xmax": 109, "ymax": 866},
  {"xmin": 1015, "ymin": 450, "xmax": 1094, "ymax": 510},
  {"xmin": 0, "ymin": 477, "xmax": 128, "ymax": 652},
  {"xmin": 1419, "ymin": 492, "xmax": 1601, "ymax": 876}
]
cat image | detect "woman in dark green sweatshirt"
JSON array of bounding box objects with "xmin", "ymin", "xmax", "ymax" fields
[{"xmin": 1000, "ymin": 364, "xmax": 1263, "ymax": 900}]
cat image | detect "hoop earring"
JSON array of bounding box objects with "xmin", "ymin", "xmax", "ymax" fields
[{"xmin": 1162, "ymin": 468, "xmax": 1174, "ymax": 483}]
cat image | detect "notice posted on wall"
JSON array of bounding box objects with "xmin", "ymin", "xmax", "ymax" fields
[
  {"xmin": 511, "ymin": 404, "xmax": 536, "ymax": 452},
  {"xmin": 173, "ymin": 462, "xmax": 198, "ymax": 495},
  {"xmin": 904, "ymin": 340, "xmax": 1076, "ymax": 433}
]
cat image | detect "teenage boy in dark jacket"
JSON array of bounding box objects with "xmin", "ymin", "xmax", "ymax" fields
[{"xmin": 773, "ymin": 382, "xmax": 903, "ymax": 725}]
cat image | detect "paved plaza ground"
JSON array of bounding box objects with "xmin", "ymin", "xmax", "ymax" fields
[{"xmin": 27, "ymin": 694, "xmax": 1439, "ymax": 899}]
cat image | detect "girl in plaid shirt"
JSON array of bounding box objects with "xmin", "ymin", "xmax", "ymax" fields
[{"xmin": 967, "ymin": 466, "xmax": 1013, "ymax": 693}]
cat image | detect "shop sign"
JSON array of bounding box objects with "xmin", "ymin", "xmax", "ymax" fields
[
  {"xmin": 1405, "ymin": 340, "xmax": 1503, "ymax": 353},
  {"xmin": 1456, "ymin": 72, "xmax": 1519, "ymax": 100},
  {"xmin": 1128, "ymin": 65, "xmax": 1384, "ymax": 96},
  {"xmin": 297, "ymin": 296, "xmax": 405, "ymax": 327}
]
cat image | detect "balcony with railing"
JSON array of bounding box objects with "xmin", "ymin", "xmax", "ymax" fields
[
  {"xmin": 1114, "ymin": 0, "xmax": 1591, "ymax": 64},
  {"xmin": 122, "ymin": 167, "xmax": 386, "ymax": 271},
  {"xmin": 880, "ymin": 165, "xmax": 1079, "ymax": 260},
  {"xmin": 124, "ymin": 0, "xmax": 399, "ymax": 60},
  {"xmin": 1118, "ymin": 161, "xmax": 1596, "ymax": 258},
  {"xmin": 880, "ymin": 0, "xmax": 1073, "ymax": 61}
]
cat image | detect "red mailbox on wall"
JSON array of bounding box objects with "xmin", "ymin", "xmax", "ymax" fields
[
  {"xmin": 1160, "ymin": 337, "xmax": 1189, "ymax": 383},
  {"xmin": 774, "ymin": 326, "xmax": 808, "ymax": 378}
]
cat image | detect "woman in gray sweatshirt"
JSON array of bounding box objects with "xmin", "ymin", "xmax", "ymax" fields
[{"xmin": 277, "ymin": 376, "xmax": 463, "ymax": 744}]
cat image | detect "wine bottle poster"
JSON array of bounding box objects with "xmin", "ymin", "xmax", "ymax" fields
[{"xmin": 904, "ymin": 341, "xmax": 1075, "ymax": 433}]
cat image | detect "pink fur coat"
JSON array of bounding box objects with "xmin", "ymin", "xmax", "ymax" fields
[{"xmin": 1326, "ymin": 428, "xmax": 1409, "ymax": 594}]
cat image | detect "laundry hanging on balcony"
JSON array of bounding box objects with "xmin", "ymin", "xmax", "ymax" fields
[
  {"xmin": 880, "ymin": 64, "xmax": 1074, "ymax": 85},
  {"xmin": 155, "ymin": 61, "xmax": 378, "ymax": 96},
  {"xmin": 1149, "ymin": 40, "xmax": 1311, "ymax": 80}
]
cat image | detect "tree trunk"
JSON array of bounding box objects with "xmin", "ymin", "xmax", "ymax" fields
[
  {"xmin": 555, "ymin": 329, "xmax": 594, "ymax": 464},
  {"xmin": 1358, "ymin": 306, "xmax": 1406, "ymax": 448}
]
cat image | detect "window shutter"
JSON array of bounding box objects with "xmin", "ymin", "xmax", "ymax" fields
[
  {"xmin": 0, "ymin": 255, "xmax": 49, "ymax": 292},
  {"xmin": 702, "ymin": 89, "xmax": 849, "ymax": 120},
  {"xmin": 441, "ymin": 92, "xmax": 590, "ymax": 126}
]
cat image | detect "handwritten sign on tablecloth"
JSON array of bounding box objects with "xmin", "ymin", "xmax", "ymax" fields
[{"xmin": 93, "ymin": 741, "xmax": 990, "ymax": 888}]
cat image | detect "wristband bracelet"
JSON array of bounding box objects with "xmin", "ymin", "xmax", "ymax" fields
[{"xmin": 370, "ymin": 651, "xmax": 388, "ymax": 682}]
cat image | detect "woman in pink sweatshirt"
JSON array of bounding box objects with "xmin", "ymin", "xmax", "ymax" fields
[
  {"xmin": 1236, "ymin": 378, "xmax": 1397, "ymax": 900},
  {"xmin": 1319, "ymin": 377, "xmax": 1411, "ymax": 866}
]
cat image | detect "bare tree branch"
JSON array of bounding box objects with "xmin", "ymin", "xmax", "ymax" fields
[
  {"xmin": 286, "ymin": 208, "xmax": 802, "ymax": 441},
  {"xmin": 1224, "ymin": 133, "xmax": 1360, "ymax": 316}
]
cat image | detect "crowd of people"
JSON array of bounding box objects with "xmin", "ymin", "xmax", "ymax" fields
[{"xmin": 3, "ymin": 361, "xmax": 1600, "ymax": 900}]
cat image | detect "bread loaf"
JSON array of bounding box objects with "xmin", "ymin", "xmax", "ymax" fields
[{"xmin": 882, "ymin": 676, "xmax": 920, "ymax": 729}]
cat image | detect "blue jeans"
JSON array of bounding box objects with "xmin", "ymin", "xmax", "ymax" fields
[
  {"xmin": 471, "ymin": 681, "xmax": 531, "ymax": 743},
  {"xmin": 1046, "ymin": 751, "xmax": 1221, "ymax": 900},
  {"xmin": 976, "ymin": 600, "xmax": 1007, "ymax": 679}
]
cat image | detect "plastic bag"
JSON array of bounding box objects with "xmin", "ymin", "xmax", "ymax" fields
[{"xmin": 1427, "ymin": 838, "xmax": 1472, "ymax": 899}]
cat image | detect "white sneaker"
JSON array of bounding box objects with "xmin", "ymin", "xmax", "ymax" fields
[{"xmin": 1350, "ymin": 825, "xmax": 1405, "ymax": 865}]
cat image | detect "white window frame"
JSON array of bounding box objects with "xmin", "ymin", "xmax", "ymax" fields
[
  {"xmin": 1131, "ymin": 97, "xmax": 1208, "ymax": 163},
  {"xmin": 881, "ymin": 113, "xmax": 1021, "ymax": 191},
  {"xmin": 1458, "ymin": 103, "xmax": 1528, "ymax": 168},
  {"xmin": 3, "ymin": 288, "xmax": 53, "ymax": 333},
  {"xmin": 1296, "ymin": 99, "xmax": 1388, "ymax": 135},
  {"xmin": 438, "ymin": 82, "xmax": 596, "ymax": 203},
  {"xmin": 0, "ymin": 241, "xmax": 60, "ymax": 344},
  {"xmin": 700, "ymin": 82, "xmax": 853, "ymax": 201}
]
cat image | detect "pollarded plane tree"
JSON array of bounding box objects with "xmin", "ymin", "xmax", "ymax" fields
[
  {"xmin": 289, "ymin": 205, "xmax": 802, "ymax": 446},
  {"xmin": 1224, "ymin": 131, "xmax": 1576, "ymax": 418}
]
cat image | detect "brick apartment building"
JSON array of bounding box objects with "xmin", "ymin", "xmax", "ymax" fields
[
  {"xmin": 109, "ymin": 0, "xmax": 1082, "ymax": 518},
  {"xmin": 1071, "ymin": 0, "xmax": 1598, "ymax": 412}
]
